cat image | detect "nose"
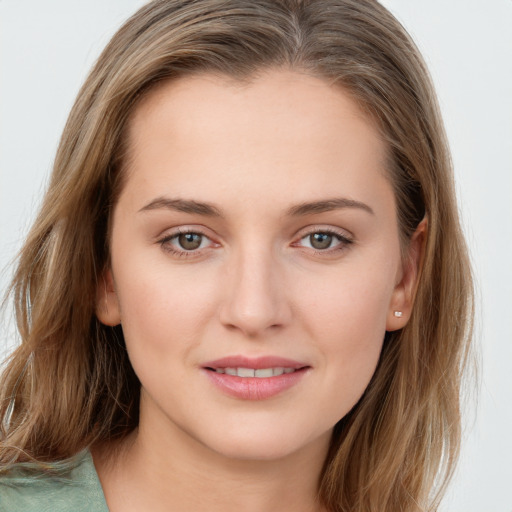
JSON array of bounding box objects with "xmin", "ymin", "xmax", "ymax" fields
[{"xmin": 219, "ymin": 247, "xmax": 291, "ymax": 338}]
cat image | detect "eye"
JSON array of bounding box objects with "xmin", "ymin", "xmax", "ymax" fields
[
  {"xmin": 305, "ymin": 232, "xmax": 337, "ymax": 250},
  {"xmin": 158, "ymin": 229, "xmax": 216, "ymax": 256},
  {"xmin": 175, "ymin": 232, "xmax": 206, "ymax": 251},
  {"xmin": 295, "ymin": 229, "xmax": 353, "ymax": 252}
]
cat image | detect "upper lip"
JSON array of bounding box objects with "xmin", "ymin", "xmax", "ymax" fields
[{"xmin": 202, "ymin": 355, "xmax": 309, "ymax": 370}]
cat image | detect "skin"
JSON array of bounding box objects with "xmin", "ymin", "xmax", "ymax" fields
[{"xmin": 95, "ymin": 69, "xmax": 424, "ymax": 512}]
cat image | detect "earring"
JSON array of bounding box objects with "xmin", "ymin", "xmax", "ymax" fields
[{"xmin": 394, "ymin": 311, "xmax": 403, "ymax": 318}]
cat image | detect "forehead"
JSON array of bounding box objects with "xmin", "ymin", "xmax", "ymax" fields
[{"xmin": 119, "ymin": 69, "xmax": 391, "ymax": 214}]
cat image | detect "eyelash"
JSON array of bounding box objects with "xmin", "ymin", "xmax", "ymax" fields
[
  {"xmin": 293, "ymin": 227, "xmax": 354, "ymax": 255},
  {"xmin": 158, "ymin": 228, "xmax": 215, "ymax": 258},
  {"xmin": 157, "ymin": 227, "xmax": 354, "ymax": 258}
]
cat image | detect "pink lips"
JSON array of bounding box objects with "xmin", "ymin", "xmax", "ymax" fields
[{"xmin": 202, "ymin": 356, "xmax": 310, "ymax": 401}]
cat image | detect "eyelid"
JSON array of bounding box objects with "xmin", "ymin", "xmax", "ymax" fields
[
  {"xmin": 293, "ymin": 224, "xmax": 354, "ymax": 242},
  {"xmin": 156, "ymin": 224, "xmax": 219, "ymax": 241}
]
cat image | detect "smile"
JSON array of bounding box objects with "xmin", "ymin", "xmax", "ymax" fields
[
  {"xmin": 209, "ymin": 367, "xmax": 297, "ymax": 377},
  {"xmin": 202, "ymin": 356, "xmax": 310, "ymax": 400}
]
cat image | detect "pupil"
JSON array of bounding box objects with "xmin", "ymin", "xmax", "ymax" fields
[
  {"xmin": 179, "ymin": 233, "xmax": 202, "ymax": 250},
  {"xmin": 310, "ymin": 233, "xmax": 332, "ymax": 250}
]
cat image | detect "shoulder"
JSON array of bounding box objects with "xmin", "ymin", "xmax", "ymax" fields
[{"xmin": 0, "ymin": 450, "xmax": 109, "ymax": 512}]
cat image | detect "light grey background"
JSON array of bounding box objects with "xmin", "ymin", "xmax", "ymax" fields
[{"xmin": 1, "ymin": 1, "xmax": 511, "ymax": 510}]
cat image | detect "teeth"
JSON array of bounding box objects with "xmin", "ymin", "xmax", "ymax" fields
[
  {"xmin": 255, "ymin": 368, "xmax": 273, "ymax": 378},
  {"xmin": 214, "ymin": 367, "xmax": 296, "ymax": 377},
  {"xmin": 237, "ymin": 367, "xmax": 255, "ymax": 378}
]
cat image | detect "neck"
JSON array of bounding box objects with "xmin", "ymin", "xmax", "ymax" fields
[{"xmin": 93, "ymin": 406, "xmax": 331, "ymax": 512}]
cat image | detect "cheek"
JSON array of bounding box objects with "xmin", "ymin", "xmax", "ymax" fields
[
  {"xmin": 298, "ymin": 259, "xmax": 395, "ymax": 340},
  {"xmin": 294, "ymin": 262, "xmax": 396, "ymax": 407},
  {"xmin": 112, "ymin": 251, "xmax": 220, "ymax": 357}
]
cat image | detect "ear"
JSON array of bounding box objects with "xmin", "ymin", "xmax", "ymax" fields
[
  {"xmin": 386, "ymin": 218, "xmax": 427, "ymax": 331},
  {"xmin": 95, "ymin": 268, "xmax": 121, "ymax": 326}
]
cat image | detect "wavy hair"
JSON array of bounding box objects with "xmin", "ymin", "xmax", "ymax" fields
[{"xmin": 0, "ymin": 1, "xmax": 473, "ymax": 510}]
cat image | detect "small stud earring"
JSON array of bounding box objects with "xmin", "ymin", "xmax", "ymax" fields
[{"xmin": 394, "ymin": 311, "xmax": 403, "ymax": 318}]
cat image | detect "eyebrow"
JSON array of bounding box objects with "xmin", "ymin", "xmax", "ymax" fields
[
  {"xmin": 138, "ymin": 197, "xmax": 222, "ymax": 216},
  {"xmin": 286, "ymin": 198, "xmax": 374, "ymax": 216},
  {"xmin": 138, "ymin": 196, "xmax": 374, "ymax": 217}
]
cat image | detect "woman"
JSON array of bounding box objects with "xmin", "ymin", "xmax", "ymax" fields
[{"xmin": 0, "ymin": 1, "xmax": 473, "ymax": 511}]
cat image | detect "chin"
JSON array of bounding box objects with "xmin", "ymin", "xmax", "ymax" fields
[{"xmin": 197, "ymin": 424, "xmax": 331, "ymax": 463}]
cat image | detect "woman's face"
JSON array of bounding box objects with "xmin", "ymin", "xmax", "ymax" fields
[{"xmin": 98, "ymin": 70, "xmax": 417, "ymax": 462}]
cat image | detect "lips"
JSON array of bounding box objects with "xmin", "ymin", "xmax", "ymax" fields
[{"xmin": 202, "ymin": 356, "xmax": 310, "ymax": 400}]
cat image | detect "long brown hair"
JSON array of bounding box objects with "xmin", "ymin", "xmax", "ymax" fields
[{"xmin": 0, "ymin": 1, "xmax": 473, "ymax": 510}]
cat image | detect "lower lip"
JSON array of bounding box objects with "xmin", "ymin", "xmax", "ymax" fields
[{"xmin": 203, "ymin": 368, "xmax": 309, "ymax": 400}]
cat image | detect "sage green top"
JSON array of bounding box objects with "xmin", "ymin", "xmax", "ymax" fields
[{"xmin": 0, "ymin": 449, "xmax": 109, "ymax": 512}]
